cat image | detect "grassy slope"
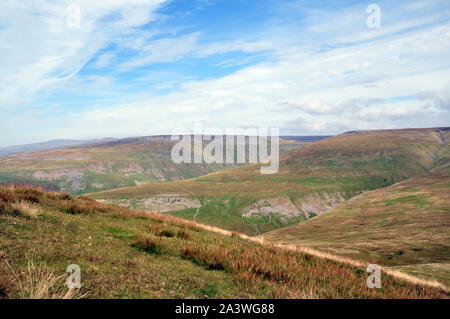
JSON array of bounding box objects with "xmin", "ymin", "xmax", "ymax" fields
[
  {"xmin": 90, "ymin": 128, "xmax": 449, "ymax": 235},
  {"xmin": 262, "ymin": 170, "xmax": 450, "ymax": 286},
  {"xmin": 262, "ymin": 129, "xmax": 450, "ymax": 285},
  {"xmin": 0, "ymin": 186, "xmax": 447, "ymax": 299}
]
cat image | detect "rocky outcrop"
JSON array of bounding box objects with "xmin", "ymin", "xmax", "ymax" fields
[
  {"xmin": 244, "ymin": 196, "xmax": 304, "ymax": 218},
  {"xmin": 296, "ymin": 192, "xmax": 346, "ymax": 217},
  {"xmin": 141, "ymin": 194, "xmax": 200, "ymax": 211},
  {"xmin": 33, "ymin": 169, "xmax": 83, "ymax": 191},
  {"xmin": 119, "ymin": 163, "xmax": 145, "ymax": 174},
  {"xmin": 244, "ymin": 192, "xmax": 349, "ymax": 220},
  {"xmin": 101, "ymin": 194, "xmax": 201, "ymax": 212}
]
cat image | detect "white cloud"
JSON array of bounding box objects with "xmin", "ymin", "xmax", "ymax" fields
[
  {"xmin": 0, "ymin": 0, "xmax": 166, "ymax": 110},
  {"xmin": 56, "ymin": 21, "xmax": 449, "ymax": 137},
  {"xmin": 1, "ymin": 0, "xmax": 449, "ymax": 146},
  {"xmin": 119, "ymin": 33, "xmax": 200, "ymax": 69},
  {"xmin": 418, "ymin": 91, "xmax": 450, "ymax": 110},
  {"xmin": 94, "ymin": 53, "xmax": 115, "ymax": 68},
  {"xmin": 198, "ymin": 40, "xmax": 274, "ymax": 56}
]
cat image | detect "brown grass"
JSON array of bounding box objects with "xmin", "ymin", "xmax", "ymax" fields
[
  {"xmin": 165, "ymin": 216, "xmax": 449, "ymax": 293},
  {"xmin": 10, "ymin": 201, "xmax": 40, "ymax": 218},
  {"xmin": 176, "ymin": 230, "xmax": 191, "ymax": 240},
  {"xmin": 133, "ymin": 235, "xmax": 164, "ymax": 254},
  {"xmin": 4, "ymin": 259, "xmax": 81, "ymax": 299},
  {"xmin": 179, "ymin": 240, "xmax": 446, "ymax": 298}
]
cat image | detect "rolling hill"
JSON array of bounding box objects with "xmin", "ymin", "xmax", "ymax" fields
[
  {"xmin": 0, "ymin": 136, "xmax": 307, "ymax": 195},
  {"xmin": 90, "ymin": 127, "xmax": 449, "ymax": 235},
  {"xmin": 262, "ymin": 170, "xmax": 450, "ymax": 286},
  {"xmin": 0, "ymin": 186, "xmax": 446, "ymax": 299}
]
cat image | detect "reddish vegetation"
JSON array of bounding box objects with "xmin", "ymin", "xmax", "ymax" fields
[
  {"xmin": 0, "ymin": 186, "xmax": 151, "ymax": 219},
  {"xmin": 180, "ymin": 243, "xmax": 447, "ymax": 298},
  {"xmin": 0, "ymin": 182, "xmax": 58, "ymax": 192}
]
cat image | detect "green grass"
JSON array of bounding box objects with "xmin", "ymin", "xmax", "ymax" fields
[{"xmin": 383, "ymin": 195, "xmax": 430, "ymax": 208}]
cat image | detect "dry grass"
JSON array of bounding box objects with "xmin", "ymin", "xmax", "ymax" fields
[
  {"xmin": 132, "ymin": 235, "xmax": 165, "ymax": 254},
  {"xmin": 179, "ymin": 240, "xmax": 446, "ymax": 298},
  {"xmin": 4, "ymin": 259, "xmax": 82, "ymax": 299},
  {"xmin": 10, "ymin": 201, "xmax": 40, "ymax": 218},
  {"xmin": 172, "ymin": 218, "xmax": 449, "ymax": 293},
  {"xmin": 176, "ymin": 229, "xmax": 191, "ymax": 240}
]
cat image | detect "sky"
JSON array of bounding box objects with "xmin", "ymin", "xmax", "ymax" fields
[{"xmin": 0, "ymin": 0, "xmax": 449, "ymax": 147}]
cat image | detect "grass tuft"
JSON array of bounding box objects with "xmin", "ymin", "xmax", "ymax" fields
[
  {"xmin": 5, "ymin": 259, "xmax": 81, "ymax": 299},
  {"xmin": 176, "ymin": 230, "xmax": 191, "ymax": 240},
  {"xmin": 133, "ymin": 235, "xmax": 164, "ymax": 254},
  {"xmin": 10, "ymin": 201, "xmax": 40, "ymax": 219}
]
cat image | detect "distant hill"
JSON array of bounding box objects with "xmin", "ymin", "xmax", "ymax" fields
[
  {"xmin": 0, "ymin": 138, "xmax": 117, "ymax": 156},
  {"xmin": 0, "ymin": 135, "xmax": 306, "ymax": 195},
  {"xmin": 90, "ymin": 127, "xmax": 449, "ymax": 236},
  {"xmin": 280, "ymin": 135, "xmax": 332, "ymax": 142}
]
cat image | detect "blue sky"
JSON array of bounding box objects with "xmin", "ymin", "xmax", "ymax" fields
[{"xmin": 0, "ymin": 0, "xmax": 449, "ymax": 147}]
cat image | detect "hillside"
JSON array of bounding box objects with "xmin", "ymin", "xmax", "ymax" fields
[
  {"xmin": 262, "ymin": 171, "xmax": 450, "ymax": 286},
  {"xmin": 0, "ymin": 136, "xmax": 306, "ymax": 195},
  {"xmin": 90, "ymin": 127, "xmax": 449, "ymax": 235},
  {"xmin": 0, "ymin": 186, "xmax": 447, "ymax": 299}
]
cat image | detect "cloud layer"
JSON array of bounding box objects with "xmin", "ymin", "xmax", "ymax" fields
[{"xmin": 0, "ymin": 0, "xmax": 449, "ymax": 146}]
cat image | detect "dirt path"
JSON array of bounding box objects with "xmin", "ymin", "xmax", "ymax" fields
[{"xmin": 185, "ymin": 219, "xmax": 448, "ymax": 292}]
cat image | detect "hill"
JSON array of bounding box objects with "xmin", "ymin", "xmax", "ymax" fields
[
  {"xmin": 0, "ymin": 138, "xmax": 117, "ymax": 156},
  {"xmin": 262, "ymin": 171, "xmax": 450, "ymax": 286},
  {"xmin": 0, "ymin": 136, "xmax": 306, "ymax": 195},
  {"xmin": 90, "ymin": 127, "xmax": 449, "ymax": 235},
  {"xmin": 0, "ymin": 186, "xmax": 446, "ymax": 299}
]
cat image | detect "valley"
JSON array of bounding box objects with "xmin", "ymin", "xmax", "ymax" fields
[{"xmin": 91, "ymin": 128, "xmax": 449, "ymax": 235}]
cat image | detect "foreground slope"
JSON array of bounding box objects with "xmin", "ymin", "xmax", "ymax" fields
[
  {"xmin": 0, "ymin": 136, "xmax": 306, "ymax": 195},
  {"xmin": 0, "ymin": 186, "xmax": 447, "ymax": 298},
  {"xmin": 91, "ymin": 127, "xmax": 449, "ymax": 235}
]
